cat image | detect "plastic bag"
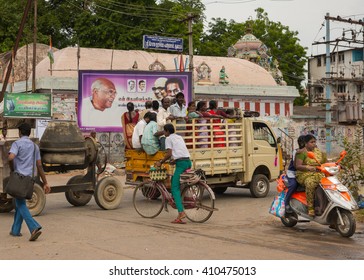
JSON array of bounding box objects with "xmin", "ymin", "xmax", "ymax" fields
[{"xmin": 269, "ymin": 191, "xmax": 285, "ymax": 218}]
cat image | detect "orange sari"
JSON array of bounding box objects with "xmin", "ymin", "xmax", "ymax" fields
[{"xmin": 121, "ymin": 111, "xmax": 139, "ymax": 149}]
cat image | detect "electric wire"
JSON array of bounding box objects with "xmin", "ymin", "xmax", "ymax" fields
[
  {"xmin": 204, "ymin": 0, "xmax": 256, "ymax": 5},
  {"xmin": 98, "ymin": 0, "xmax": 185, "ymax": 17},
  {"xmin": 64, "ymin": 0, "xmax": 187, "ymax": 37}
]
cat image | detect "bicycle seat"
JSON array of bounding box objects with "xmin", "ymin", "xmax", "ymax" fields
[{"xmin": 180, "ymin": 170, "xmax": 201, "ymax": 185}]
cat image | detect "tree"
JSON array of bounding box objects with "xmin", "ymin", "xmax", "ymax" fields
[
  {"xmin": 338, "ymin": 125, "xmax": 364, "ymax": 199},
  {"xmin": 0, "ymin": 0, "xmax": 205, "ymax": 52},
  {"xmin": 199, "ymin": 8, "xmax": 308, "ymax": 104}
]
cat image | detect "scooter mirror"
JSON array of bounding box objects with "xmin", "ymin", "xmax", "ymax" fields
[
  {"xmin": 307, "ymin": 151, "xmax": 316, "ymax": 159},
  {"xmin": 340, "ymin": 150, "xmax": 347, "ymax": 157}
]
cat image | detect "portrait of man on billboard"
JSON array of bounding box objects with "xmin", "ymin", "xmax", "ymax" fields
[
  {"xmin": 137, "ymin": 80, "xmax": 146, "ymax": 92},
  {"xmin": 165, "ymin": 77, "xmax": 184, "ymax": 99},
  {"xmin": 81, "ymin": 77, "xmax": 120, "ymax": 127},
  {"xmin": 78, "ymin": 70, "xmax": 192, "ymax": 133}
]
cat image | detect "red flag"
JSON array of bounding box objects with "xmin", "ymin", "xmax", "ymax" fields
[{"xmin": 179, "ymin": 54, "xmax": 184, "ymax": 72}]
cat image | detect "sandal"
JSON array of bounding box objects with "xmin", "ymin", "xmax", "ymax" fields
[
  {"xmin": 308, "ymin": 209, "xmax": 315, "ymax": 217},
  {"xmin": 171, "ymin": 218, "xmax": 186, "ymax": 224},
  {"xmin": 29, "ymin": 228, "xmax": 42, "ymax": 241},
  {"xmin": 9, "ymin": 232, "xmax": 22, "ymax": 237},
  {"xmin": 178, "ymin": 212, "xmax": 187, "ymax": 220}
]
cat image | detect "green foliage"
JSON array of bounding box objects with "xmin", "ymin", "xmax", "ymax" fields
[
  {"xmin": 338, "ymin": 125, "xmax": 364, "ymax": 198},
  {"xmin": 0, "ymin": 0, "xmax": 205, "ymax": 52}
]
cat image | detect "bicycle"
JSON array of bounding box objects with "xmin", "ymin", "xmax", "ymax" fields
[{"xmin": 133, "ymin": 168, "xmax": 217, "ymax": 223}]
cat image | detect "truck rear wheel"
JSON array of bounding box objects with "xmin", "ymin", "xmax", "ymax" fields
[
  {"xmin": 213, "ymin": 186, "xmax": 228, "ymax": 194},
  {"xmin": 249, "ymin": 174, "xmax": 269, "ymax": 198}
]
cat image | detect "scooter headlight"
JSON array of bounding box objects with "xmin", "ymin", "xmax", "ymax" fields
[{"xmin": 324, "ymin": 166, "xmax": 340, "ymax": 175}]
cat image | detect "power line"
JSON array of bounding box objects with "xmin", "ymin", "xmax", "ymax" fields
[
  {"xmin": 205, "ymin": 0, "xmax": 256, "ymax": 4},
  {"xmin": 64, "ymin": 0, "xmax": 186, "ymax": 37},
  {"xmin": 99, "ymin": 0, "xmax": 184, "ymax": 17}
]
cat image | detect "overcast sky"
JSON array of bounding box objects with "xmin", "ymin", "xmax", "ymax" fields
[{"xmin": 202, "ymin": 0, "xmax": 363, "ymax": 55}]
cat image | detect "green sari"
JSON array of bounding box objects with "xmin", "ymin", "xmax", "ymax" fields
[
  {"xmin": 296, "ymin": 148, "xmax": 327, "ymax": 209},
  {"xmin": 296, "ymin": 148, "xmax": 326, "ymax": 184}
]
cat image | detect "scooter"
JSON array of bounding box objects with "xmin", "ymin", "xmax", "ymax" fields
[{"xmin": 277, "ymin": 150, "xmax": 359, "ymax": 237}]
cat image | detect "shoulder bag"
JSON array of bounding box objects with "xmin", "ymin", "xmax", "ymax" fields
[{"xmin": 5, "ymin": 143, "xmax": 37, "ymax": 200}]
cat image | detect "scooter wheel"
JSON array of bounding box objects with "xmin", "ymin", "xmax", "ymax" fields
[
  {"xmin": 335, "ymin": 209, "xmax": 356, "ymax": 238},
  {"xmin": 281, "ymin": 213, "xmax": 298, "ymax": 227}
]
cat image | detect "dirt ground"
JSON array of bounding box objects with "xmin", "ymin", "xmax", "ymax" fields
[{"xmin": 0, "ymin": 171, "xmax": 363, "ymax": 260}]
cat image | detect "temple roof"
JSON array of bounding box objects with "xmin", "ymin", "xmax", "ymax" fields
[{"xmin": 34, "ymin": 47, "xmax": 278, "ymax": 86}]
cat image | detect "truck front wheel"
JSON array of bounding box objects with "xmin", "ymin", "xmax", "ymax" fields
[{"xmin": 249, "ymin": 174, "xmax": 269, "ymax": 198}]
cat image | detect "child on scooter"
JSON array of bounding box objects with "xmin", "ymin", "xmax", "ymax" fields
[{"xmin": 285, "ymin": 135, "xmax": 306, "ymax": 214}]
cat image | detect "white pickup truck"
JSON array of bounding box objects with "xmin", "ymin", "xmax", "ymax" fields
[{"xmin": 125, "ymin": 110, "xmax": 282, "ymax": 198}]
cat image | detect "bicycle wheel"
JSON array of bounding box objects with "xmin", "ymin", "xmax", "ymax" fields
[
  {"xmin": 181, "ymin": 182, "xmax": 215, "ymax": 223},
  {"xmin": 133, "ymin": 182, "xmax": 164, "ymax": 218}
]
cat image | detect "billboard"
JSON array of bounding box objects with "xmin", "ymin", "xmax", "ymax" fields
[
  {"xmin": 78, "ymin": 70, "xmax": 192, "ymax": 132},
  {"xmin": 3, "ymin": 92, "xmax": 52, "ymax": 118}
]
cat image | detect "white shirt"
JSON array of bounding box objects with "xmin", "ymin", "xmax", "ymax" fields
[
  {"xmin": 80, "ymin": 97, "xmax": 120, "ymax": 128},
  {"xmin": 165, "ymin": 133, "xmax": 190, "ymax": 159},
  {"xmin": 132, "ymin": 119, "xmax": 146, "ymax": 149},
  {"xmin": 169, "ymin": 103, "xmax": 187, "ymax": 118},
  {"xmin": 157, "ymin": 107, "xmax": 171, "ymax": 132}
]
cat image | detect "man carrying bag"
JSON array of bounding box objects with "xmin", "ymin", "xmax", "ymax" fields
[{"xmin": 7, "ymin": 123, "xmax": 51, "ymax": 241}]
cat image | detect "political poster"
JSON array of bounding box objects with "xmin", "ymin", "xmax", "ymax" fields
[{"xmin": 78, "ymin": 70, "xmax": 192, "ymax": 132}]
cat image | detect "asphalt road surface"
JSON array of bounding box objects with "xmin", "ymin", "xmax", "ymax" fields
[{"xmin": 1, "ymin": 171, "xmax": 363, "ymax": 260}]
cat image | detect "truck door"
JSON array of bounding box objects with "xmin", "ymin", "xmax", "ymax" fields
[{"xmin": 251, "ymin": 122, "xmax": 280, "ymax": 178}]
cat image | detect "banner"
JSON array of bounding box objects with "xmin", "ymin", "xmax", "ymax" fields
[
  {"xmin": 78, "ymin": 70, "xmax": 192, "ymax": 132},
  {"xmin": 3, "ymin": 93, "xmax": 52, "ymax": 118}
]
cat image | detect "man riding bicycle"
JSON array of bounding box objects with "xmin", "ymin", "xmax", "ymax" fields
[{"xmin": 155, "ymin": 123, "xmax": 191, "ymax": 224}]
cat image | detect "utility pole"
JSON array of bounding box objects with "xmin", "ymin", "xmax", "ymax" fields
[
  {"xmin": 325, "ymin": 13, "xmax": 332, "ymax": 155},
  {"xmin": 182, "ymin": 13, "xmax": 198, "ymax": 100},
  {"xmin": 312, "ymin": 14, "xmax": 364, "ymax": 156},
  {"xmin": 32, "ymin": 0, "xmax": 37, "ymax": 93},
  {"xmin": 0, "ymin": 0, "xmax": 32, "ymax": 102}
]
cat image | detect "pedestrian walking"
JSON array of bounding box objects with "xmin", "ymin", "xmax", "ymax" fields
[{"xmin": 8, "ymin": 123, "xmax": 51, "ymax": 241}]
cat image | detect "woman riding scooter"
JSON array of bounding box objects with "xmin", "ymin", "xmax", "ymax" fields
[{"xmin": 295, "ymin": 134, "xmax": 327, "ymax": 216}]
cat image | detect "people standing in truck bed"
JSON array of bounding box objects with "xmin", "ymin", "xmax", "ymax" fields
[
  {"xmin": 207, "ymin": 100, "xmax": 226, "ymax": 148},
  {"xmin": 138, "ymin": 101, "xmax": 152, "ymax": 121},
  {"xmin": 195, "ymin": 101, "xmax": 223, "ymax": 148},
  {"xmin": 121, "ymin": 102, "xmax": 139, "ymax": 149},
  {"xmin": 169, "ymin": 92, "xmax": 187, "ymax": 136},
  {"xmin": 157, "ymin": 98, "xmax": 174, "ymax": 150}
]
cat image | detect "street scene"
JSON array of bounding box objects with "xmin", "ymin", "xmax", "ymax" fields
[{"xmin": 0, "ymin": 3, "xmax": 363, "ymax": 278}]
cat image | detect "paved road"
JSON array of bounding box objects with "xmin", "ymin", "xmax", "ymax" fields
[{"xmin": 1, "ymin": 171, "xmax": 363, "ymax": 260}]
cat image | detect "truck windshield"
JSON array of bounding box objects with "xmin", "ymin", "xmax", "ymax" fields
[{"xmin": 253, "ymin": 122, "xmax": 276, "ymax": 147}]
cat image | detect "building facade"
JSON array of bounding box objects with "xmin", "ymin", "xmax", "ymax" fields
[{"xmin": 308, "ymin": 47, "xmax": 364, "ymax": 123}]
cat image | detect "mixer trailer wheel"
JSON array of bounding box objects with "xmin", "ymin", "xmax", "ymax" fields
[
  {"xmin": 28, "ymin": 183, "xmax": 46, "ymax": 216},
  {"xmin": 94, "ymin": 177, "xmax": 124, "ymax": 210},
  {"xmin": 65, "ymin": 175, "xmax": 93, "ymax": 206}
]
